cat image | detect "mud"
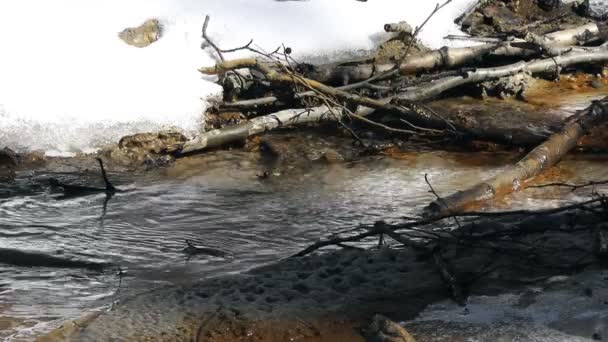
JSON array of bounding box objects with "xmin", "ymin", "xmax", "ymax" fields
[{"xmin": 39, "ymin": 206, "xmax": 608, "ymax": 341}]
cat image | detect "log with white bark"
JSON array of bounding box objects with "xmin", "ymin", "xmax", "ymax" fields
[
  {"xmin": 198, "ymin": 49, "xmax": 608, "ymax": 150},
  {"xmin": 215, "ymin": 24, "xmax": 605, "ymax": 113},
  {"xmin": 424, "ymin": 96, "xmax": 608, "ymax": 218},
  {"xmin": 181, "ymin": 106, "xmax": 343, "ymax": 154},
  {"xmin": 395, "ymin": 48, "xmax": 608, "ymax": 103},
  {"xmin": 201, "ymin": 47, "xmax": 608, "ymax": 113},
  {"xmin": 305, "ymin": 23, "xmax": 603, "ymax": 84}
]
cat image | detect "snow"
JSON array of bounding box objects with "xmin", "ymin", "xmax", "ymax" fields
[{"xmin": 0, "ymin": 0, "xmax": 476, "ymax": 156}]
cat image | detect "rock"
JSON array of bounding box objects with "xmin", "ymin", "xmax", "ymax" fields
[
  {"xmin": 20, "ymin": 150, "xmax": 46, "ymax": 166},
  {"xmin": 0, "ymin": 147, "xmax": 17, "ymax": 182},
  {"xmin": 205, "ymin": 111, "xmax": 248, "ymax": 130},
  {"xmin": 258, "ymin": 133, "xmax": 356, "ymax": 175},
  {"xmin": 584, "ymin": 0, "xmax": 608, "ymax": 19},
  {"xmin": 321, "ymin": 149, "xmax": 345, "ymax": 164},
  {"xmin": 365, "ymin": 314, "xmax": 415, "ymax": 342},
  {"xmin": 118, "ymin": 19, "xmax": 163, "ymax": 48},
  {"xmin": 118, "ymin": 132, "xmax": 186, "ymax": 154},
  {"xmin": 375, "ymin": 39, "xmax": 427, "ymax": 64},
  {"xmin": 482, "ymin": 4, "xmax": 524, "ymax": 33},
  {"xmin": 109, "ymin": 131, "xmax": 187, "ymax": 168},
  {"xmin": 479, "ymin": 72, "xmax": 535, "ymax": 99}
]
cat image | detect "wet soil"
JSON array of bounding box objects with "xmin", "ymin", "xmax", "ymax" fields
[
  {"xmin": 40, "ymin": 207, "xmax": 607, "ymax": 341},
  {"xmin": 462, "ymin": 0, "xmax": 591, "ymax": 37}
]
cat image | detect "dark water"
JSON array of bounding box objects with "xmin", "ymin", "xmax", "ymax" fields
[{"xmin": 0, "ymin": 150, "xmax": 606, "ymax": 340}]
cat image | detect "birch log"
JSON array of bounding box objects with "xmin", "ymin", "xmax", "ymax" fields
[
  {"xmin": 209, "ymin": 28, "xmax": 606, "ymax": 112},
  {"xmin": 181, "ymin": 106, "xmax": 343, "ymax": 154},
  {"xmin": 396, "ymin": 48, "xmax": 608, "ymax": 103},
  {"xmin": 424, "ymin": 97, "xmax": 608, "ymax": 218},
  {"xmin": 305, "ymin": 23, "xmax": 602, "ymax": 83}
]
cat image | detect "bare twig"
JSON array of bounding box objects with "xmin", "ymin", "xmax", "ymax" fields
[
  {"xmin": 400, "ymin": 0, "xmax": 453, "ymax": 62},
  {"xmin": 202, "ymin": 15, "xmax": 225, "ymax": 62},
  {"xmin": 529, "ymin": 180, "xmax": 608, "ymax": 192}
]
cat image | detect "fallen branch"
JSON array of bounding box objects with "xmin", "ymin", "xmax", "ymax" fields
[
  {"xmin": 530, "ymin": 179, "xmax": 608, "ymax": 191},
  {"xmin": 183, "ymin": 240, "xmax": 230, "ymax": 258},
  {"xmin": 395, "ymin": 48, "xmax": 608, "ymax": 103},
  {"xmin": 200, "ymin": 58, "xmax": 389, "ymax": 109},
  {"xmin": 304, "ymin": 23, "xmax": 602, "ymax": 84},
  {"xmin": 293, "ymin": 196, "xmax": 606, "ymax": 258},
  {"xmin": 181, "ymin": 106, "xmax": 343, "ymax": 154},
  {"xmin": 202, "ymin": 15, "xmax": 225, "ymax": 62},
  {"xmin": 198, "ymin": 49, "xmax": 608, "ymax": 154},
  {"xmin": 424, "ymin": 97, "xmax": 608, "ymax": 218},
  {"xmin": 221, "ymin": 68, "xmax": 396, "ymax": 110}
]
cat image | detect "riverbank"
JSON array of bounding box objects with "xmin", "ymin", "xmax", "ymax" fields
[
  {"xmin": 0, "ymin": 78, "xmax": 605, "ymax": 340},
  {"xmin": 38, "ymin": 202, "xmax": 607, "ymax": 341}
]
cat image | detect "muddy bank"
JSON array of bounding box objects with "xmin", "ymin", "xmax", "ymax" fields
[{"xmin": 39, "ymin": 203, "xmax": 608, "ymax": 341}]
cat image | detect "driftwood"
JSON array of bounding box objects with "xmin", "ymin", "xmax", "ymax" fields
[
  {"xmin": 201, "ymin": 48, "xmax": 608, "ymax": 108},
  {"xmin": 182, "ymin": 106, "xmax": 344, "ymax": 154},
  {"xmin": 304, "ymin": 23, "xmax": 602, "ymax": 84},
  {"xmin": 396, "ymin": 48, "xmax": 608, "ymax": 103},
  {"xmin": 190, "ymin": 8, "xmax": 608, "ymax": 170},
  {"xmin": 424, "ymin": 97, "xmax": 608, "ymax": 218},
  {"xmin": 194, "ymin": 48, "xmax": 608, "ymax": 153},
  {"xmin": 199, "ymin": 58, "xmax": 390, "ymax": 110}
]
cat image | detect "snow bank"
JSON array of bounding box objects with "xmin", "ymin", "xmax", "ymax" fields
[{"xmin": 0, "ymin": 0, "xmax": 476, "ymax": 155}]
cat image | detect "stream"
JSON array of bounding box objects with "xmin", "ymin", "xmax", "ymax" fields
[{"xmin": 1, "ymin": 148, "xmax": 607, "ymax": 340}]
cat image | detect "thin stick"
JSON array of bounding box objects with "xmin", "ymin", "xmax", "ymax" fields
[
  {"xmin": 529, "ymin": 180, "xmax": 608, "ymax": 192},
  {"xmin": 202, "ymin": 15, "xmax": 224, "ymax": 62}
]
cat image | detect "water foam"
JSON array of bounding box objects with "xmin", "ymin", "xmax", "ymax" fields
[{"xmin": 0, "ymin": 0, "xmax": 476, "ymax": 155}]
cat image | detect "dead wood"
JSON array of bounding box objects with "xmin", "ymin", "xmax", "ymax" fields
[
  {"xmin": 384, "ymin": 21, "xmax": 413, "ymax": 34},
  {"xmin": 304, "ymin": 23, "xmax": 602, "ymax": 84},
  {"xmin": 199, "ymin": 48, "xmax": 608, "ymax": 150},
  {"xmin": 395, "ymin": 48, "xmax": 608, "ymax": 103},
  {"xmin": 399, "ymin": 44, "xmax": 499, "ymax": 74},
  {"xmin": 211, "ymin": 24, "xmax": 605, "ymax": 113},
  {"xmin": 200, "ymin": 58, "xmax": 390, "ymax": 109},
  {"xmin": 294, "ymin": 196, "xmax": 607, "ymax": 258},
  {"xmin": 194, "ymin": 14, "xmax": 608, "ymax": 157},
  {"xmin": 181, "ymin": 106, "xmax": 344, "ymax": 154},
  {"xmin": 424, "ymin": 97, "xmax": 608, "ymax": 218}
]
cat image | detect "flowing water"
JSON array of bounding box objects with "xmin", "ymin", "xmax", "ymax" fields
[
  {"xmin": 0, "ymin": 0, "xmax": 607, "ymax": 339},
  {"xmin": 1, "ymin": 150, "xmax": 607, "ymax": 340}
]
